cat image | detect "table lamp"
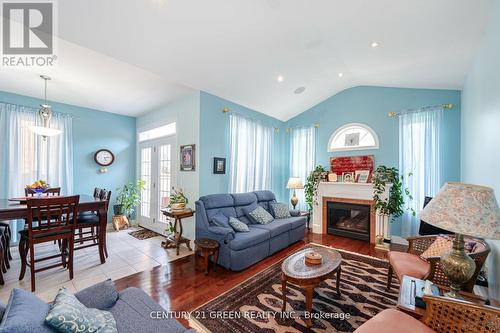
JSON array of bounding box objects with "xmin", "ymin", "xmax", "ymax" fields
[
  {"xmin": 420, "ymin": 182, "xmax": 500, "ymax": 299},
  {"xmin": 287, "ymin": 177, "xmax": 304, "ymax": 210}
]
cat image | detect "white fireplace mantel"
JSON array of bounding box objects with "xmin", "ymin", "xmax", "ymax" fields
[{"xmin": 312, "ymin": 182, "xmax": 392, "ymax": 242}]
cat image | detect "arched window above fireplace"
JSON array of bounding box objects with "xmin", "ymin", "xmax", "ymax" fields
[{"xmin": 328, "ymin": 123, "xmax": 379, "ymax": 152}]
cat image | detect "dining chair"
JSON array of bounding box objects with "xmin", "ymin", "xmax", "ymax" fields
[
  {"xmin": 18, "ymin": 195, "xmax": 80, "ymax": 292},
  {"xmin": 74, "ymin": 190, "xmax": 111, "ymax": 259},
  {"xmin": 25, "ymin": 187, "xmax": 61, "ymax": 196},
  {"xmin": 77, "ymin": 187, "xmax": 102, "ymax": 244}
]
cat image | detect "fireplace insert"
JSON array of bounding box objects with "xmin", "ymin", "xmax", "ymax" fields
[{"xmin": 327, "ymin": 201, "xmax": 370, "ymax": 241}]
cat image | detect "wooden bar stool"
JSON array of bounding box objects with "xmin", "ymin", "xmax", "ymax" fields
[{"xmin": 194, "ymin": 238, "xmax": 219, "ymax": 275}]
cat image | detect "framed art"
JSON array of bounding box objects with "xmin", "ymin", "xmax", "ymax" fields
[
  {"xmin": 327, "ymin": 172, "xmax": 338, "ymax": 182},
  {"xmin": 342, "ymin": 171, "xmax": 355, "ymax": 183},
  {"xmin": 355, "ymin": 170, "xmax": 371, "ymax": 183},
  {"xmin": 213, "ymin": 157, "xmax": 226, "ymax": 174},
  {"xmin": 180, "ymin": 144, "xmax": 196, "ymax": 171}
]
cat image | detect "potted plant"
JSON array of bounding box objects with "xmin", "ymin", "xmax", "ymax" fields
[
  {"xmin": 304, "ymin": 165, "xmax": 329, "ymax": 212},
  {"xmin": 372, "ymin": 165, "xmax": 414, "ymax": 248},
  {"xmin": 114, "ymin": 180, "xmax": 146, "ymax": 217},
  {"xmin": 169, "ymin": 188, "xmax": 188, "ymax": 210}
]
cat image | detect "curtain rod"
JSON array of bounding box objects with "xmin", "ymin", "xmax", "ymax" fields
[
  {"xmin": 388, "ymin": 103, "xmax": 454, "ymax": 117},
  {"xmin": 0, "ymin": 100, "xmax": 75, "ymax": 119}
]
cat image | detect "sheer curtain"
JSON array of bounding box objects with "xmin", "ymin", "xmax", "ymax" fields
[
  {"xmin": 0, "ymin": 102, "xmax": 73, "ymax": 198},
  {"xmin": 229, "ymin": 114, "xmax": 273, "ymax": 193},
  {"xmin": 399, "ymin": 107, "xmax": 443, "ymax": 236},
  {"xmin": 289, "ymin": 126, "xmax": 315, "ymax": 211}
]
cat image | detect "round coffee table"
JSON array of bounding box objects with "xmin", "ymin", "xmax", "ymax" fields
[{"xmin": 281, "ymin": 246, "xmax": 342, "ymax": 327}]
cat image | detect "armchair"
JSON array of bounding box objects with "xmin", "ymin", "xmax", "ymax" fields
[
  {"xmin": 355, "ymin": 295, "xmax": 500, "ymax": 333},
  {"xmin": 387, "ymin": 235, "xmax": 490, "ymax": 292}
]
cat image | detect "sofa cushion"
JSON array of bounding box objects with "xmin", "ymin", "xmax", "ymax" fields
[
  {"xmin": 74, "ymin": 279, "xmax": 119, "ymax": 310},
  {"xmin": 210, "ymin": 212, "xmax": 231, "ymax": 229},
  {"xmin": 110, "ymin": 288, "xmax": 189, "ymax": 333},
  {"xmin": 247, "ymin": 206, "xmax": 274, "ymax": 225},
  {"xmin": 270, "ymin": 202, "xmax": 292, "ymax": 219},
  {"xmin": 200, "ymin": 194, "xmax": 234, "ymax": 209},
  {"xmin": 0, "ymin": 288, "xmax": 52, "ymax": 333},
  {"xmin": 45, "ymin": 287, "xmax": 117, "ymax": 333},
  {"xmin": 388, "ymin": 251, "xmax": 430, "ymax": 280},
  {"xmin": 229, "ymin": 217, "xmax": 250, "ymax": 232},
  {"xmin": 252, "ymin": 219, "xmax": 291, "ymax": 238},
  {"xmin": 230, "ymin": 226, "xmax": 270, "ymax": 251},
  {"xmin": 354, "ymin": 308, "xmax": 434, "ymax": 333},
  {"xmin": 232, "ymin": 192, "xmax": 258, "ymax": 206},
  {"xmin": 276, "ymin": 216, "xmax": 307, "ymax": 230}
]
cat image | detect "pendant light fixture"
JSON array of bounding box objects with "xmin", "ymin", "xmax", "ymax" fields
[{"xmin": 29, "ymin": 75, "xmax": 62, "ymax": 140}]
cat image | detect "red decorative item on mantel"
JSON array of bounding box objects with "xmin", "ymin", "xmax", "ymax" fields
[{"xmin": 330, "ymin": 155, "xmax": 375, "ymax": 178}]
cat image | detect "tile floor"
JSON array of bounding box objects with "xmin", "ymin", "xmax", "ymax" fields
[{"xmin": 0, "ymin": 227, "xmax": 193, "ymax": 303}]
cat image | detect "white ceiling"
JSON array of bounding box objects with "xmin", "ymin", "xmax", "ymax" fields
[{"xmin": 0, "ymin": 0, "xmax": 494, "ymax": 120}]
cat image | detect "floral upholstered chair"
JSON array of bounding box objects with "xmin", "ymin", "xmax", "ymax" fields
[{"xmin": 386, "ymin": 235, "xmax": 490, "ymax": 292}]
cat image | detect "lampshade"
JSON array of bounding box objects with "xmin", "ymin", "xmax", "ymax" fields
[
  {"xmin": 420, "ymin": 182, "xmax": 500, "ymax": 240},
  {"xmin": 286, "ymin": 177, "xmax": 304, "ymax": 189},
  {"xmin": 30, "ymin": 125, "xmax": 62, "ymax": 137}
]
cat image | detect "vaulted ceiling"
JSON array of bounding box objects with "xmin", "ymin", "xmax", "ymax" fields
[{"xmin": 0, "ymin": 0, "xmax": 494, "ymax": 120}]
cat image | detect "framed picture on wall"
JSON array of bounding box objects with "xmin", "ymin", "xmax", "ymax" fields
[
  {"xmin": 213, "ymin": 157, "xmax": 226, "ymax": 174},
  {"xmin": 355, "ymin": 170, "xmax": 371, "ymax": 183},
  {"xmin": 180, "ymin": 144, "xmax": 196, "ymax": 171}
]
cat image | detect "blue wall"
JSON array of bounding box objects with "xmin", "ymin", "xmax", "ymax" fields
[
  {"xmin": 285, "ymin": 86, "xmax": 461, "ymax": 235},
  {"xmin": 199, "ymin": 91, "xmax": 288, "ymax": 201},
  {"xmin": 0, "ymin": 91, "xmax": 137, "ymax": 219},
  {"xmin": 461, "ymin": 0, "xmax": 500, "ymax": 300}
]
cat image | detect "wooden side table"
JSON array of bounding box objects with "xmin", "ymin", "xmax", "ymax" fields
[
  {"xmin": 397, "ymin": 275, "xmax": 488, "ymax": 319},
  {"xmin": 161, "ymin": 208, "xmax": 194, "ymax": 255},
  {"xmin": 194, "ymin": 238, "xmax": 219, "ymax": 275}
]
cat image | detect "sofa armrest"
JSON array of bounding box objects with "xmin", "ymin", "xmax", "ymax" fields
[{"xmin": 289, "ymin": 209, "xmax": 300, "ymax": 217}]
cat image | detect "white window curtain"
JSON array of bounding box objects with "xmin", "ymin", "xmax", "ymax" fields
[
  {"xmin": 0, "ymin": 102, "xmax": 73, "ymax": 198},
  {"xmin": 229, "ymin": 114, "xmax": 273, "ymax": 193},
  {"xmin": 399, "ymin": 107, "xmax": 443, "ymax": 236},
  {"xmin": 289, "ymin": 126, "xmax": 316, "ymax": 211}
]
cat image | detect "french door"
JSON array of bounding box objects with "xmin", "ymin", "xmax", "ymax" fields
[{"xmin": 138, "ymin": 136, "xmax": 177, "ymax": 234}]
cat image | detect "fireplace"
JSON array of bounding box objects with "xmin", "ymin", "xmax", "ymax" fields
[{"xmin": 327, "ymin": 201, "xmax": 371, "ymax": 241}]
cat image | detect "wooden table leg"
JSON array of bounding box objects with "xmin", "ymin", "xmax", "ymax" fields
[
  {"xmin": 281, "ymin": 273, "xmax": 287, "ymax": 312},
  {"xmin": 213, "ymin": 248, "xmax": 219, "ymax": 272},
  {"xmin": 336, "ymin": 266, "xmax": 342, "ymax": 296},
  {"xmin": 203, "ymin": 250, "xmax": 209, "ymax": 275},
  {"xmin": 98, "ymin": 204, "xmax": 106, "ymax": 264},
  {"xmin": 304, "ymin": 285, "xmax": 314, "ymax": 327}
]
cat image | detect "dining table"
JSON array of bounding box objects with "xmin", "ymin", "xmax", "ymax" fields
[{"xmin": 0, "ymin": 194, "xmax": 109, "ymax": 264}]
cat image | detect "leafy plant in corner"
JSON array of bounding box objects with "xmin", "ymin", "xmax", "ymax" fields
[
  {"xmin": 372, "ymin": 165, "xmax": 414, "ymax": 222},
  {"xmin": 304, "ymin": 165, "xmax": 328, "ymax": 212},
  {"xmin": 114, "ymin": 180, "xmax": 146, "ymax": 217}
]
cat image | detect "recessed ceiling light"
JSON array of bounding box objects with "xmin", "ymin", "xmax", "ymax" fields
[
  {"xmin": 277, "ymin": 75, "xmax": 284, "ymax": 82},
  {"xmin": 294, "ymin": 87, "xmax": 306, "ymax": 94},
  {"xmin": 371, "ymin": 41, "xmax": 379, "ymax": 48},
  {"xmin": 338, "ymin": 72, "xmax": 344, "ymax": 78}
]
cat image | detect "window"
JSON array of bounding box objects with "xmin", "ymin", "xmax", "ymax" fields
[
  {"xmin": 229, "ymin": 114, "xmax": 273, "ymax": 193},
  {"xmin": 289, "ymin": 126, "xmax": 316, "ymax": 211},
  {"xmin": 138, "ymin": 122, "xmax": 176, "ymax": 142},
  {"xmin": 328, "ymin": 123, "xmax": 379, "ymax": 152}
]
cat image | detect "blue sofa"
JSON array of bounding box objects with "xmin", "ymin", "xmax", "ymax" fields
[{"xmin": 195, "ymin": 190, "xmax": 307, "ymax": 271}]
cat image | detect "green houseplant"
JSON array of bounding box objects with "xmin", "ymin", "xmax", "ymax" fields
[
  {"xmin": 372, "ymin": 165, "xmax": 414, "ymax": 247},
  {"xmin": 169, "ymin": 188, "xmax": 189, "ymax": 210},
  {"xmin": 114, "ymin": 180, "xmax": 146, "ymax": 217},
  {"xmin": 304, "ymin": 165, "xmax": 328, "ymax": 212}
]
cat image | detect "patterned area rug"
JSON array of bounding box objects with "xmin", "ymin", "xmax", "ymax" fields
[
  {"xmin": 191, "ymin": 243, "xmax": 399, "ymax": 332},
  {"xmin": 128, "ymin": 228, "xmax": 161, "ymax": 240}
]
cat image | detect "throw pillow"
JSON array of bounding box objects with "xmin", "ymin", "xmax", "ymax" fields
[
  {"xmin": 74, "ymin": 279, "xmax": 118, "ymax": 310},
  {"xmin": 0, "ymin": 288, "xmax": 52, "ymax": 333},
  {"xmin": 45, "ymin": 288, "xmax": 117, "ymax": 333},
  {"xmin": 420, "ymin": 236, "xmax": 453, "ymax": 259},
  {"xmin": 270, "ymin": 203, "xmax": 291, "ymax": 219},
  {"xmin": 210, "ymin": 212, "xmax": 231, "ymax": 229},
  {"xmin": 247, "ymin": 206, "xmax": 274, "ymax": 225},
  {"xmin": 228, "ymin": 217, "xmax": 250, "ymax": 232},
  {"xmin": 0, "ymin": 301, "xmax": 5, "ymax": 322}
]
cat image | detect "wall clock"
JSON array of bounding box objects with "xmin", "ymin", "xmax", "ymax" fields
[{"xmin": 94, "ymin": 149, "xmax": 115, "ymax": 167}]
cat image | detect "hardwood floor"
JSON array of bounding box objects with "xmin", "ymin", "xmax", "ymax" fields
[{"xmin": 114, "ymin": 231, "xmax": 388, "ymax": 327}]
